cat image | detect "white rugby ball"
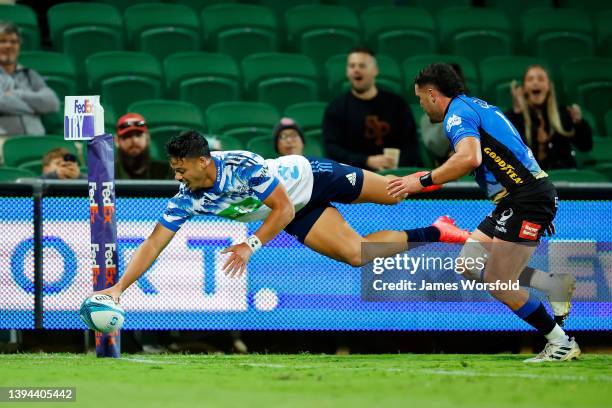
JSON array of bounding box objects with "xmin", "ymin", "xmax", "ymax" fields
[{"xmin": 79, "ymin": 294, "xmax": 125, "ymax": 333}]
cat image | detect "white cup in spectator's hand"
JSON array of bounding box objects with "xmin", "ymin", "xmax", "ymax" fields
[{"xmin": 383, "ymin": 148, "xmax": 400, "ymax": 169}]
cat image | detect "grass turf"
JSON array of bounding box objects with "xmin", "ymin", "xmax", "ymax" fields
[{"xmin": 0, "ymin": 353, "xmax": 610, "ymax": 408}]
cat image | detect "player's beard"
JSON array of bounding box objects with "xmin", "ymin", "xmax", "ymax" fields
[{"xmin": 118, "ymin": 147, "xmax": 151, "ymax": 178}]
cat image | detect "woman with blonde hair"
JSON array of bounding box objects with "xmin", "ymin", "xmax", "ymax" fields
[{"xmin": 506, "ymin": 65, "xmax": 592, "ymax": 170}]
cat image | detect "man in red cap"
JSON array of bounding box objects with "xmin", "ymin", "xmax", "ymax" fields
[{"xmin": 115, "ymin": 113, "xmax": 170, "ymax": 179}]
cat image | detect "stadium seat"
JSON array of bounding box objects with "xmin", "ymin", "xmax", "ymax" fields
[
  {"xmin": 479, "ymin": 56, "xmax": 548, "ymax": 109},
  {"xmin": 216, "ymin": 135, "xmax": 244, "ymax": 151},
  {"xmin": 402, "ymin": 55, "xmax": 479, "ymax": 103},
  {"xmin": 558, "ymin": 0, "xmax": 612, "ymax": 14},
  {"xmin": 0, "ymin": 4, "xmax": 40, "ymax": 50},
  {"xmin": 547, "ymin": 169, "xmax": 609, "ymax": 183},
  {"xmin": 127, "ymin": 100, "xmax": 206, "ymax": 155},
  {"xmin": 580, "ymin": 108, "xmax": 600, "ymax": 138},
  {"xmin": 605, "ymin": 110, "xmax": 612, "ymax": 138},
  {"xmin": 168, "ymin": 0, "xmax": 239, "ymax": 14},
  {"xmin": 590, "ymin": 137, "xmax": 612, "ymax": 164},
  {"xmin": 561, "ymin": 58, "xmax": 612, "ymax": 135},
  {"xmin": 409, "ymin": 0, "xmax": 471, "ymax": 14},
  {"xmin": 521, "ymin": 8, "xmax": 595, "ymax": 78},
  {"xmin": 0, "ymin": 167, "xmax": 36, "ymax": 182},
  {"xmin": 206, "ymin": 102, "xmax": 280, "ymax": 145},
  {"xmin": 201, "ymin": 4, "xmax": 278, "ymax": 62},
  {"xmin": 484, "ymin": 0, "xmax": 553, "ymax": 35},
  {"xmin": 47, "ymin": 3, "xmax": 124, "ymax": 90},
  {"xmin": 124, "ymin": 3, "xmax": 200, "ymax": 61},
  {"xmin": 596, "ymin": 10, "xmax": 612, "ymax": 57},
  {"xmin": 331, "ymin": 0, "xmax": 395, "ymax": 15},
  {"xmin": 86, "ymin": 51, "xmax": 162, "ymax": 117},
  {"xmin": 95, "ymin": 0, "xmax": 159, "ymax": 12},
  {"xmin": 303, "ymin": 138, "xmax": 324, "ymax": 157},
  {"xmin": 284, "ymin": 102, "xmax": 327, "ymax": 142},
  {"xmin": 361, "ymin": 6, "xmax": 437, "ymax": 65},
  {"xmin": 18, "ymin": 160, "xmax": 44, "ymax": 175},
  {"xmin": 436, "ymin": 7, "xmax": 512, "ymax": 65},
  {"xmin": 18, "ymin": 51, "xmax": 77, "ymax": 99},
  {"xmin": 241, "ymin": 53, "xmax": 319, "ymax": 112},
  {"xmin": 41, "ymin": 104, "xmax": 66, "ymax": 136},
  {"xmin": 325, "ymin": 53, "xmax": 402, "ymax": 98},
  {"xmin": 285, "ymin": 5, "xmax": 360, "ymax": 70},
  {"xmin": 593, "ymin": 163, "xmax": 612, "ymax": 181},
  {"xmin": 246, "ymin": 136, "xmax": 278, "ymax": 159},
  {"xmin": 3, "ymin": 136, "xmax": 78, "ymax": 168},
  {"xmin": 164, "ymin": 52, "xmax": 241, "ymax": 116}
]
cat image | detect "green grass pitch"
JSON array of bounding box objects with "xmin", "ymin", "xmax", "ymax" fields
[{"xmin": 1, "ymin": 353, "xmax": 611, "ymax": 408}]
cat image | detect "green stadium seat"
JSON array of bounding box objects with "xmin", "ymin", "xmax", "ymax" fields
[
  {"xmin": 377, "ymin": 166, "xmax": 430, "ymax": 177},
  {"xmin": 216, "ymin": 135, "xmax": 244, "ymax": 151},
  {"xmin": 254, "ymin": 0, "xmax": 318, "ymax": 20},
  {"xmin": 284, "ymin": 102, "xmax": 326, "ymax": 142},
  {"xmin": 124, "ymin": 3, "xmax": 200, "ymax": 61},
  {"xmin": 408, "ymin": 0, "xmax": 471, "ymax": 14},
  {"xmin": 86, "ymin": 51, "xmax": 162, "ymax": 117},
  {"xmin": 437, "ymin": 7, "xmax": 512, "ymax": 66},
  {"xmin": 241, "ymin": 53, "xmax": 319, "ymax": 112},
  {"xmin": 286, "ymin": 5, "xmax": 360, "ymax": 70},
  {"xmin": 521, "ymin": 8, "xmax": 595, "ymax": 79},
  {"xmin": 3, "ymin": 136, "xmax": 78, "ymax": 168},
  {"xmin": 170, "ymin": 0, "xmax": 238, "ymax": 13},
  {"xmin": 246, "ymin": 136, "xmax": 278, "ymax": 159},
  {"xmin": 206, "ymin": 102, "xmax": 280, "ymax": 145},
  {"xmin": 325, "ymin": 53, "xmax": 402, "ymax": 98},
  {"xmin": 484, "ymin": 0, "xmax": 553, "ymax": 35},
  {"xmin": 580, "ymin": 108, "xmax": 600, "ymax": 138},
  {"xmin": 558, "ymin": 0, "xmax": 612, "ymax": 14},
  {"xmin": 402, "ymin": 55, "xmax": 479, "ymax": 104},
  {"xmin": 596, "ymin": 10, "xmax": 612, "ymax": 57},
  {"xmin": 361, "ymin": 6, "xmax": 437, "ymax": 65},
  {"xmin": 330, "ymin": 0, "xmax": 395, "ymax": 15},
  {"xmin": 575, "ymin": 137, "xmax": 612, "ymax": 167},
  {"xmin": 96, "ymin": 0, "xmax": 159, "ymax": 12},
  {"xmin": 593, "ymin": 163, "xmax": 612, "ymax": 181},
  {"xmin": 18, "ymin": 51, "xmax": 77, "ymax": 98},
  {"xmin": 547, "ymin": 169, "xmax": 609, "ymax": 183},
  {"xmin": 303, "ymin": 138, "xmax": 324, "ymax": 157},
  {"xmin": 479, "ymin": 56, "xmax": 548, "ymax": 109},
  {"xmin": 127, "ymin": 100, "xmax": 206, "ymax": 155},
  {"xmin": 0, "ymin": 167, "xmax": 36, "ymax": 182},
  {"xmin": 164, "ymin": 52, "xmax": 241, "ymax": 115},
  {"xmin": 18, "ymin": 159, "xmax": 43, "ymax": 175},
  {"xmin": 561, "ymin": 58, "xmax": 612, "ymax": 135},
  {"xmin": 605, "ymin": 110, "xmax": 612, "ymax": 137},
  {"xmin": 201, "ymin": 4, "xmax": 278, "ymax": 62},
  {"xmin": 0, "ymin": 4, "xmax": 40, "ymax": 50},
  {"xmin": 41, "ymin": 103, "xmax": 66, "ymax": 136},
  {"xmin": 47, "ymin": 3, "xmax": 124, "ymax": 90}
]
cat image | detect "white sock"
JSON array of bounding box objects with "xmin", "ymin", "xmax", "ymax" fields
[
  {"xmin": 545, "ymin": 324, "xmax": 570, "ymax": 346},
  {"xmin": 529, "ymin": 269, "xmax": 556, "ymax": 293}
]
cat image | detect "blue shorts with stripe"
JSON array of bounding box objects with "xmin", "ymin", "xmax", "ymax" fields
[{"xmin": 284, "ymin": 157, "xmax": 364, "ymax": 243}]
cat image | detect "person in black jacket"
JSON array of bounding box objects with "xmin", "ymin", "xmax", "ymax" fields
[
  {"xmin": 505, "ymin": 65, "xmax": 592, "ymax": 170},
  {"xmin": 323, "ymin": 47, "xmax": 420, "ymax": 171}
]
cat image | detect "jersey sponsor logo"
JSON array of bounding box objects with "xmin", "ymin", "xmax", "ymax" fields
[
  {"xmin": 519, "ymin": 221, "xmax": 541, "ymax": 240},
  {"xmin": 472, "ymin": 98, "xmax": 490, "ymax": 109},
  {"xmin": 483, "ymin": 147, "xmax": 524, "ymax": 184},
  {"xmin": 346, "ymin": 172, "xmax": 357, "ymax": 187},
  {"xmin": 446, "ymin": 114, "xmax": 462, "ymax": 132}
]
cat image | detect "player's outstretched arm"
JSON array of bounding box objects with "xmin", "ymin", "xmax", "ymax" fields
[
  {"xmin": 388, "ymin": 137, "xmax": 481, "ymax": 198},
  {"xmin": 221, "ymin": 183, "xmax": 295, "ymax": 278},
  {"xmin": 94, "ymin": 223, "xmax": 176, "ymax": 303}
]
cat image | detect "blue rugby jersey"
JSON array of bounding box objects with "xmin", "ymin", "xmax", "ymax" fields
[
  {"xmin": 160, "ymin": 151, "xmax": 314, "ymax": 232},
  {"xmin": 444, "ymin": 94, "xmax": 547, "ymax": 200}
]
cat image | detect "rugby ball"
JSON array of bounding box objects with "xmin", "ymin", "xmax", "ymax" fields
[{"xmin": 79, "ymin": 294, "xmax": 125, "ymax": 333}]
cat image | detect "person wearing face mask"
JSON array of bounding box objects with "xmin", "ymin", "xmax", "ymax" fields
[
  {"xmin": 115, "ymin": 113, "xmax": 172, "ymax": 180},
  {"xmin": 273, "ymin": 117, "xmax": 305, "ymax": 156},
  {"xmin": 323, "ymin": 47, "xmax": 420, "ymax": 171},
  {"xmin": 505, "ymin": 65, "xmax": 592, "ymax": 170}
]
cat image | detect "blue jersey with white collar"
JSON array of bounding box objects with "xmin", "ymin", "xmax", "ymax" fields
[
  {"xmin": 160, "ymin": 151, "xmax": 314, "ymax": 231},
  {"xmin": 444, "ymin": 94, "xmax": 546, "ymax": 200}
]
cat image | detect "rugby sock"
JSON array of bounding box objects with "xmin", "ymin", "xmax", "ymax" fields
[
  {"xmin": 514, "ymin": 293, "xmax": 569, "ymax": 344},
  {"xmin": 518, "ymin": 267, "xmax": 556, "ymax": 293},
  {"xmin": 405, "ymin": 226, "xmax": 440, "ymax": 243}
]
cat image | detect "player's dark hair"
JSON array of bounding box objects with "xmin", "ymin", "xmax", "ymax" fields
[
  {"xmin": 414, "ymin": 63, "xmax": 466, "ymax": 98},
  {"xmin": 166, "ymin": 130, "xmax": 211, "ymax": 158}
]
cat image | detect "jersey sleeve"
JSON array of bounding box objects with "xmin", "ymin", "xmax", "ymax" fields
[
  {"xmin": 445, "ymin": 104, "xmax": 481, "ymax": 149},
  {"xmin": 159, "ymin": 192, "xmax": 194, "ymax": 232},
  {"xmin": 237, "ymin": 154, "xmax": 280, "ymax": 201}
]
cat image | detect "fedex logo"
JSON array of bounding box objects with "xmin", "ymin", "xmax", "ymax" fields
[
  {"xmin": 91, "ymin": 243, "xmax": 100, "ymax": 282},
  {"xmin": 104, "ymin": 243, "xmax": 117, "ymax": 286},
  {"xmin": 88, "ymin": 182, "xmax": 98, "ymax": 224},
  {"xmin": 74, "ymin": 99, "xmax": 92, "ymax": 114},
  {"xmin": 101, "ymin": 182, "xmax": 115, "ymax": 224}
]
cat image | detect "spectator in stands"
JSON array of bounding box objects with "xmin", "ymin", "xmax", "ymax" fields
[
  {"xmin": 0, "ymin": 21, "xmax": 60, "ymax": 161},
  {"xmin": 506, "ymin": 65, "xmax": 592, "ymax": 170},
  {"xmin": 274, "ymin": 117, "xmax": 305, "ymax": 156},
  {"xmin": 419, "ymin": 64, "xmax": 467, "ymax": 167},
  {"xmin": 323, "ymin": 47, "xmax": 420, "ymax": 171},
  {"xmin": 115, "ymin": 113, "xmax": 171, "ymax": 179},
  {"xmin": 41, "ymin": 147, "xmax": 83, "ymax": 179}
]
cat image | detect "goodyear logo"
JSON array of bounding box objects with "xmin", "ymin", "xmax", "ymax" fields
[{"xmin": 483, "ymin": 147, "xmax": 524, "ymax": 184}]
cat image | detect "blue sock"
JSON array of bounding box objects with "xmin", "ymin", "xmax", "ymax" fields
[
  {"xmin": 406, "ymin": 226, "xmax": 441, "ymax": 243},
  {"xmin": 514, "ymin": 293, "xmax": 556, "ymax": 335}
]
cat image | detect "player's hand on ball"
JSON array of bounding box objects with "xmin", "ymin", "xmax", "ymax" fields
[
  {"xmin": 93, "ymin": 284, "xmax": 122, "ymax": 304},
  {"xmin": 221, "ymin": 242, "xmax": 253, "ymax": 278}
]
